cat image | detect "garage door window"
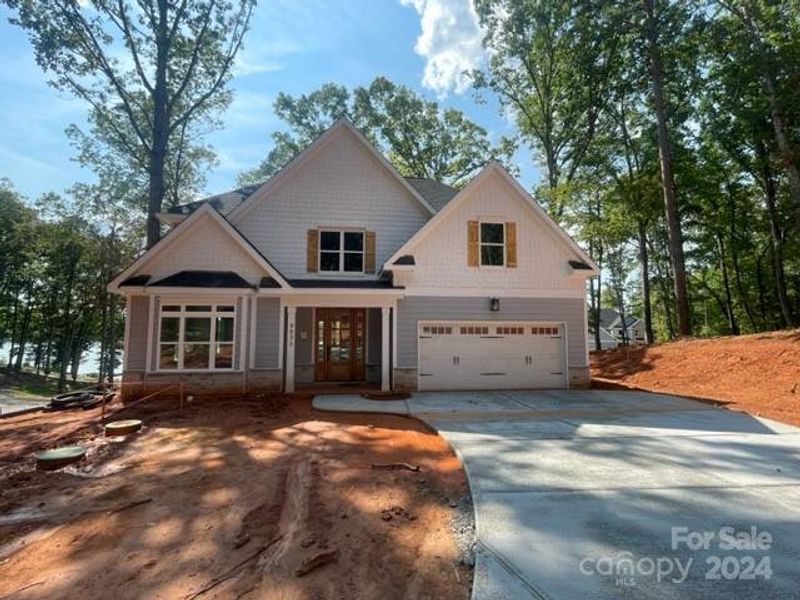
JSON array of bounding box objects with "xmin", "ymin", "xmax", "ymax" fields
[
  {"xmin": 533, "ymin": 326, "xmax": 559, "ymax": 335},
  {"xmin": 422, "ymin": 325, "xmax": 452, "ymax": 335},
  {"xmin": 460, "ymin": 325, "xmax": 489, "ymax": 335},
  {"xmin": 480, "ymin": 223, "xmax": 505, "ymax": 266}
]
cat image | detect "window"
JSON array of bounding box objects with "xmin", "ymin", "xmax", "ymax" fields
[
  {"xmin": 319, "ymin": 230, "xmax": 364, "ymax": 273},
  {"xmin": 422, "ymin": 325, "xmax": 453, "ymax": 335},
  {"xmin": 480, "ymin": 222, "xmax": 505, "ymax": 266},
  {"xmin": 159, "ymin": 304, "xmax": 236, "ymax": 370}
]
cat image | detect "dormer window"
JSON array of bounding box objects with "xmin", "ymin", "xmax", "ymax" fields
[
  {"xmin": 320, "ymin": 230, "xmax": 364, "ymax": 273},
  {"xmin": 480, "ymin": 222, "xmax": 506, "ymax": 266}
]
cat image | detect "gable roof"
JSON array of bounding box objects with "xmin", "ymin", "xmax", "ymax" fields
[
  {"xmin": 384, "ymin": 162, "xmax": 599, "ymax": 273},
  {"xmin": 599, "ymin": 308, "xmax": 641, "ymax": 329},
  {"xmin": 403, "ymin": 177, "xmax": 458, "ymax": 211},
  {"xmin": 161, "ymin": 175, "xmax": 456, "ymax": 223},
  {"xmin": 226, "ymin": 118, "xmax": 436, "ymax": 223},
  {"xmin": 108, "ymin": 203, "xmax": 289, "ymax": 292}
]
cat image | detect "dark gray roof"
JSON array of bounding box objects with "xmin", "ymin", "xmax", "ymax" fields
[
  {"xmin": 120, "ymin": 274, "xmax": 151, "ymax": 286},
  {"xmin": 165, "ymin": 175, "xmax": 457, "ymax": 219},
  {"xmin": 165, "ymin": 183, "xmax": 265, "ymax": 216},
  {"xmin": 404, "ymin": 177, "xmax": 458, "ymax": 211},
  {"xmin": 151, "ymin": 271, "xmax": 254, "ymax": 288},
  {"xmin": 287, "ymin": 278, "xmax": 402, "ymax": 289},
  {"xmin": 393, "ymin": 255, "xmax": 415, "ymax": 265},
  {"xmin": 568, "ymin": 260, "xmax": 592, "ymax": 270}
]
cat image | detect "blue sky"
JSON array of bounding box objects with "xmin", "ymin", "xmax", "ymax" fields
[{"xmin": 0, "ymin": 0, "xmax": 538, "ymax": 202}]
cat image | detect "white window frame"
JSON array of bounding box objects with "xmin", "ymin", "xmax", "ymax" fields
[
  {"xmin": 479, "ymin": 221, "xmax": 506, "ymax": 267},
  {"xmin": 157, "ymin": 303, "xmax": 237, "ymax": 371},
  {"xmin": 318, "ymin": 229, "xmax": 365, "ymax": 274}
]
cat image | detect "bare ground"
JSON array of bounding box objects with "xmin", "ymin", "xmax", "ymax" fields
[
  {"xmin": 0, "ymin": 395, "xmax": 472, "ymax": 600},
  {"xmin": 592, "ymin": 328, "xmax": 800, "ymax": 426}
]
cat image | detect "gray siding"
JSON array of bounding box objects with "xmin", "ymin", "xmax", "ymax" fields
[
  {"xmin": 367, "ymin": 307, "xmax": 381, "ymax": 365},
  {"xmin": 396, "ymin": 296, "xmax": 586, "ymax": 368},
  {"xmin": 254, "ymin": 298, "xmax": 281, "ymax": 369},
  {"xmin": 295, "ymin": 307, "xmax": 313, "ymax": 366},
  {"xmin": 126, "ymin": 296, "xmax": 149, "ymax": 370},
  {"xmin": 234, "ymin": 297, "xmax": 243, "ymax": 370}
]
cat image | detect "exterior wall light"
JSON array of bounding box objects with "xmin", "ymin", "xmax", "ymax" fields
[{"xmin": 490, "ymin": 297, "xmax": 500, "ymax": 312}]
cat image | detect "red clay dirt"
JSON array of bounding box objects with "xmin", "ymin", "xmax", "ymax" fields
[
  {"xmin": 592, "ymin": 328, "xmax": 800, "ymax": 426},
  {"xmin": 0, "ymin": 396, "xmax": 472, "ymax": 599}
]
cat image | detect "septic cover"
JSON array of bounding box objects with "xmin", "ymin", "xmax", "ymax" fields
[
  {"xmin": 36, "ymin": 446, "xmax": 86, "ymax": 471},
  {"xmin": 104, "ymin": 419, "xmax": 143, "ymax": 436}
]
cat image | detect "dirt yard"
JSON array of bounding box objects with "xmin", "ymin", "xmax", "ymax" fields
[
  {"xmin": 592, "ymin": 328, "xmax": 800, "ymax": 426},
  {"xmin": 0, "ymin": 395, "xmax": 472, "ymax": 600}
]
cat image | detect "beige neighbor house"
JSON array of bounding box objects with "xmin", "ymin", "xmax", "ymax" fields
[{"xmin": 108, "ymin": 119, "xmax": 598, "ymax": 397}]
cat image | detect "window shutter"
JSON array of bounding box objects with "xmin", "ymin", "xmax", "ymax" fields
[
  {"xmin": 364, "ymin": 231, "xmax": 376, "ymax": 273},
  {"xmin": 467, "ymin": 220, "xmax": 479, "ymax": 266},
  {"xmin": 505, "ymin": 222, "xmax": 517, "ymax": 268},
  {"xmin": 307, "ymin": 229, "xmax": 318, "ymax": 272}
]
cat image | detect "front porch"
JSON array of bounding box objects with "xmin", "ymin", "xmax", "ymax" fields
[{"xmin": 283, "ymin": 302, "xmax": 394, "ymax": 393}]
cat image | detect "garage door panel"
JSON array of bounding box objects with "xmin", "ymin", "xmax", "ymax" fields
[{"xmin": 418, "ymin": 322, "xmax": 566, "ymax": 391}]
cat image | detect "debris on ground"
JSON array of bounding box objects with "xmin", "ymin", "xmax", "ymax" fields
[
  {"xmin": 0, "ymin": 396, "xmax": 472, "ymax": 599},
  {"xmin": 592, "ymin": 328, "xmax": 800, "ymax": 426},
  {"xmin": 371, "ymin": 461, "xmax": 420, "ymax": 472},
  {"xmin": 294, "ymin": 548, "xmax": 339, "ymax": 576}
]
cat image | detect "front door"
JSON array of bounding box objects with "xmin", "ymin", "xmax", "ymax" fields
[{"xmin": 314, "ymin": 308, "xmax": 365, "ymax": 382}]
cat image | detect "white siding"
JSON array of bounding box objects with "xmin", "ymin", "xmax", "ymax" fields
[
  {"xmin": 143, "ymin": 212, "xmax": 266, "ymax": 284},
  {"xmin": 232, "ymin": 127, "xmax": 430, "ymax": 280},
  {"xmin": 394, "ymin": 171, "xmax": 586, "ymax": 295}
]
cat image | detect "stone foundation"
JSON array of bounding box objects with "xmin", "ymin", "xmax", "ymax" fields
[
  {"xmin": 393, "ymin": 368, "xmax": 418, "ymax": 392},
  {"xmin": 568, "ymin": 366, "xmax": 591, "ymax": 389},
  {"xmin": 247, "ymin": 369, "xmax": 283, "ymax": 392}
]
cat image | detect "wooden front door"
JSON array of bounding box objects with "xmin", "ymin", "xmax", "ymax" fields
[{"xmin": 314, "ymin": 308, "xmax": 365, "ymax": 382}]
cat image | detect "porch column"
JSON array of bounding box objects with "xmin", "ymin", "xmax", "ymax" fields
[
  {"xmin": 381, "ymin": 306, "xmax": 390, "ymax": 391},
  {"xmin": 285, "ymin": 306, "xmax": 296, "ymax": 393}
]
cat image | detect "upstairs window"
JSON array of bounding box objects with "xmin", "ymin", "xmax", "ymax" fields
[
  {"xmin": 480, "ymin": 223, "xmax": 505, "ymax": 266},
  {"xmin": 159, "ymin": 304, "xmax": 235, "ymax": 370},
  {"xmin": 319, "ymin": 230, "xmax": 364, "ymax": 273}
]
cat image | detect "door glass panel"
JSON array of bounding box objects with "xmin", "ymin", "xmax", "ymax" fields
[{"xmin": 316, "ymin": 319, "xmax": 325, "ymax": 361}]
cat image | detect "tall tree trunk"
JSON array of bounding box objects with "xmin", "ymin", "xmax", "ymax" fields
[
  {"xmin": 715, "ymin": 231, "xmax": 739, "ymax": 335},
  {"xmin": 6, "ymin": 290, "xmax": 19, "ymax": 370},
  {"xmin": 13, "ymin": 297, "xmax": 33, "ymax": 371},
  {"xmin": 642, "ymin": 0, "xmax": 691, "ymax": 336},
  {"xmin": 146, "ymin": 1, "xmax": 171, "ymax": 249},
  {"xmin": 637, "ymin": 221, "xmax": 655, "ymax": 343},
  {"xmin": 755, "ymin": 249, "xmax": 768, "ymax": 326},
  {"xmin": 57, "ymin": 263, "xmax": 77, "ymax": 393},
  {"xmin": 649, "ymin": 235, "xmax": 675, "ymax": 339},
  {"xmin": 756, "ymin": 139, "xmax": 794, "ymax": 326},
  {"xmin": 594, "ymin": 243, "xmax": 604, "ymax": 351},
  {"xmin": 726, "ymin": 187, "xmax": 757, "ymax": 331}
]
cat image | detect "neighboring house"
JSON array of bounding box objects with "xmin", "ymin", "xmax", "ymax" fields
[
  {"xmin": 595, "ymin": 308, "xmax": 647, "ymax": 346},
  {"xmin": 588, "ymin": 323, "xmax": 620, "ymax": 350},
  {"xmin": 108, "ymin": 119, "xmax": 598, "ymax": 396}
]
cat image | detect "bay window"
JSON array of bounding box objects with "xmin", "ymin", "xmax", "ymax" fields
[{"xmin": 159, "ymin": 304, "xmax": 236, "ymax": 370}]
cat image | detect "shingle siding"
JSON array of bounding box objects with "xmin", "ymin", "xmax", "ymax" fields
[
  {"xmin": 396, "ymin": 296, "xmax": 586, "ymax": 368},
  {"xmin": 232, "ymin": 127, "xmax": 430, "ymax": 280},
  {"xmin": 254, "ymin": 298, "xmax": 281, "ymax": 369},
  {"xmin": 126, "ymin": 296, "xmax": 149, "ymax": 371}
]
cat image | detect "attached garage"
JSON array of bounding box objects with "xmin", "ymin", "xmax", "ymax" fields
[{"xmin": 417, "ymin": 321, "xmax": 567, "ymax": 391}]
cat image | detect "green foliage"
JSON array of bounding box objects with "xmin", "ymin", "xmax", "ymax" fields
[{"xmin": 239, "ymin": 76, "xmax": 516, "ymax": 187}]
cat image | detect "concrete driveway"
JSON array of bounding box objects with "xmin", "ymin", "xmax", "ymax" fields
[{"xmin": 313, "ymin": 390, "xmax": 800, "ymax": 599}]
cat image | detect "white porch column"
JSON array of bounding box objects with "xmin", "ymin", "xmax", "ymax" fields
[
  {"xmin": 381, "ymin": 306, "xmax": 391, "ymax": 391},
  {"xmin": 285, "ymin": 306, "xmax": 297, "ymax": 393}
]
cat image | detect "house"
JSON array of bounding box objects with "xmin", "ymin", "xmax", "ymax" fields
[
  {"xmin": 595, "ymin": 308, "xmax": 646, "ymax": 346},
  {"xmin": 108, "ymin": 119, "xmax": 598, "ymax": 396}
]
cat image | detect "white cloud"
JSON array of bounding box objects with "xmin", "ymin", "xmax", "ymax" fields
[{"xmin": 401, "ymin": 0, "xmax": 485, "ymax": 95}]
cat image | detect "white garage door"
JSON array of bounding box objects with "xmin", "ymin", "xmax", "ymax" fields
[{"xmin": 418, "ymin": 321, "xmax": 566, "ymax": 391}]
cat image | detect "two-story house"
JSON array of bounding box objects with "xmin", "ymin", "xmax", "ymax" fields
[{"xmin": 109, "ymin": 119, "xmax": 598, "ymax": 396}]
